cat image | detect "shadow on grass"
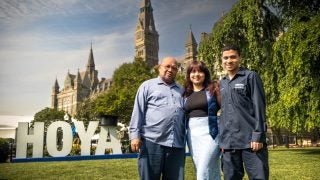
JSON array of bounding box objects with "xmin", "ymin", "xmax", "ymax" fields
[
  {"xmin": 297, "ymin": 149, "xmax": 320, "ymax": 155},
  {"xmin": 269, "ymin": 147, "xmax": 320, "ymax": 155}
]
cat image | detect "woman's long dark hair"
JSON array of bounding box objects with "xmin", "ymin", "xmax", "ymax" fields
[{"xmin": 183, "ymin": 60, "xmax": 211, "ymax": 97}]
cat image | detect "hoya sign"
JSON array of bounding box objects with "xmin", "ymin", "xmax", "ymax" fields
[{"xmin": 15, "ymin": 120, "xmax": 122, "ymax": 158}]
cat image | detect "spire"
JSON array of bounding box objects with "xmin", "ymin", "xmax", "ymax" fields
[
  {"xmin": 51, "ymin": 77, "xmax": 59, "ymax": 109},
  {"xmin": 184, "ymin": 25, "xmax": 198, "ymax": 65},
  {"xmin": 54, "ymin": 77, "xmax": 59, "ymax": 88},
  {"xmin": 135, "ymin": 0, "xmax": 159, "ymax": 68},
  {"xmin": 74, "ymin": 68, "xmax": 82, "ymax": 88},
  {"xmin": 52, "ymin": 77, "xmax": 59, "ymax": 93},
  {"xmin": 86, "ymin": 44, "xmax": 95, "ymax": 74},
  {"xmin": 64, "ymin": 70, "xmax": 73, "ymax": 89},
  {"xmin": 185, "ymin": 25, "xmax": 197, "ymax": 46}
]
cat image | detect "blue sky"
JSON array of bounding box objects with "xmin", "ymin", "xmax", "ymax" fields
[{"xmin": 0, "ymin": 0, "xmax": 237, "ymax": 116}]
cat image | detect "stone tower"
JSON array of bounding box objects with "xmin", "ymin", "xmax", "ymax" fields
[
  {"xmin": 184, "ymin": 26, "xmax": 198, "ymax": 67},
  {"xmin": 51, "ymin": 78, "xmax": 59, "ymax": 109},
  {"xmin": 134, "ymin": 0, "xmax": 159, "ymax": 69},
  {"xmin": 86, "ymin": 44, "xmax": 99, "ymax": 90}
]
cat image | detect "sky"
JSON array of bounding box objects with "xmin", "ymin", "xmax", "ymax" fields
[{"xmin": 0, "ymin": 0, "xmax": 238, "ymax": 116}]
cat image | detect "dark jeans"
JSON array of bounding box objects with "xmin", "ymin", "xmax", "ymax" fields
[
  {"xmin": 222, "ymin": 146, "xmax": 269, "ymax": 180},
  {"xmin": 138, "ymin": 139, "xmax": 185, "ymax": 180}
]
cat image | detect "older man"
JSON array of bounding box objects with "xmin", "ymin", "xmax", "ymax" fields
[{"xmin": 129, "ymin": 57, "xmax": 186, "ymax": 180}]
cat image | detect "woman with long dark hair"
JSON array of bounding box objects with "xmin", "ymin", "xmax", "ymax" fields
[{"xmin": 183, "ymin": 60, "xmax": 221, "ymax": 180}]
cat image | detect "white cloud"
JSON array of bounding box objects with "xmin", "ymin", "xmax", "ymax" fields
[
  {"xmin": 0, "ymin": 0, "xmax": 238, "ymax": 116},
  {"xmin": 0, "ymin": 0, "xmax": 137, "ymax": 20},
  {"xmin": 0, "ymin": 28, "xmax": 134, "ymax": 86},
  {"xmin": 0, "ymin": 22, "xmax": 135, "ymax": 116}
]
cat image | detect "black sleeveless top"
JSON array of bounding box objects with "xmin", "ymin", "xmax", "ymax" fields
[{"xmin": 185, "ymin": 90, "xmax": 208, "ymax": 118}]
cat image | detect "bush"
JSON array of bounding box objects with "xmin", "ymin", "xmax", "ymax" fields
[
  {"xmin": 70, "ymin": 144, "xmax": 81, "ymax": 156},
  {"xmin": 0, "ymin": 138, "xmax": 10, "ymax": 163}
]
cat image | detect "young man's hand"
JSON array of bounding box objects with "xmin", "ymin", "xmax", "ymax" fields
[{"xmin": 251, "ymin": 141, "xmax": 263, "ymax": 152}]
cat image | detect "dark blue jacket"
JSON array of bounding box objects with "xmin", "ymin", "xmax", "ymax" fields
[
  {"xmin": 185, "ymin": 90, "xmax": 220, "ymax": 140},
  {"xmin": 206, "ymin": 90, "xmax": 220, "ymax": 140},
  {"xmin": 219, "ymin": 67, "xmax": 267, "ymax": 149}
]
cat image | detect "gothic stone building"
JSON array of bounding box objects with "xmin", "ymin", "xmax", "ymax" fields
[
  {"xmin": 51, "ymin": 0, "xmax": 159, "ymax": 116},
  {"xmin": 51, "ymin": 45, "xmax": 112, "ymax": 116},
  {"xmin": 51, "ymin": 0, "xmax": 219, "ymax": 116}
]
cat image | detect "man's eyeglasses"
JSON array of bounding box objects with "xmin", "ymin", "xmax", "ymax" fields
[{"xmin": 161, "ymin": 65, "xmax": 178, "ymax": 71}]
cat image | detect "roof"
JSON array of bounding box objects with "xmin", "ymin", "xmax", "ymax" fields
[{"xmin": 185, "ymin": 29, "xmax": 197, "ymax": 45}]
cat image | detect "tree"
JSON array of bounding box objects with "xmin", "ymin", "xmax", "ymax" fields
[
  {"xmin": 32, "ymin": 107, "xmax": 65, "ymax": 130},
  {"xmin": 269, "ymin": 14, "xmax": 320, "ymax": 133},
  {"xmin": 93, "ymin": 57, "xmax": 154, "ymax": 125},
  {"xmin": 198, "ymin": 0, "xmax": 320, "ymax": 141},
  {"xmin": 175, "ymin": 71, "xmax": 185, "ymax": 87},
  {"xmin": 0, "ymin": 138, "xmax": 9, "ymax": 163},
  {"xmin": 268, "ymin": 0, "xmax": 320, "ymax": 28},
  {"xmin": 198, "ymin": 0, "xmax": 281, "ymax": 127},
  {"xmin": 75, "ymin": 98, "xmax": 98, "ymax": 126},
  {"xmin": 198, "ymin": 0, "xmax": 280, "ymax": 76},
  {"xmin": 266, "ymin": 0, "xmax": 320, "ymax": 142},
  {"xmin": 32, "ymin": 108, "xmax": 66, "ymax": 147}
]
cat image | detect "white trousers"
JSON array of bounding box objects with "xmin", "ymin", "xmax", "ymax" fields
[{"xmin": 187, "ymin": 117, "xmax": 221, "ymax": 180}]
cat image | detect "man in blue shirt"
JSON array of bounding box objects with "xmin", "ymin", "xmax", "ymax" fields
[
  {"xmin": 219, "ymin": 45, "xmax": 269, "ymax": 180},
  {"xmin": 129, "ymin": 57, "xmax": 186, "ymax": 180}
]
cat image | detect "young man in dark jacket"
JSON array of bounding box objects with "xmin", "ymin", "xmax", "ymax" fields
[{"xmin": 219, "ymin": 44, "xmax": 269, "ymax": 180}]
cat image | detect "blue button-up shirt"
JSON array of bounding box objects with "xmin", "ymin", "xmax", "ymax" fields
[
  {"xmin": 129, "ymin": 77, "xmax": 186, "ymax": 148},
  {"xmin": 219, "ymin": 67, "xmax": 267, "ymax": 149}
]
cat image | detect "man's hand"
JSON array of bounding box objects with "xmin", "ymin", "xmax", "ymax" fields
[
  {"xmin": 131, "ymin": 138, "xmax": 142, "ymax": 153},
  {"xmin": 251, "ymin": 141, "xmax": 263, "ymax": 152}
]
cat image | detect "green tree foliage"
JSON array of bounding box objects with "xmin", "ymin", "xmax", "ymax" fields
[
  {"xmin": 175, "ymin": 71, "xmax": 185, "ymax": 87},
  {"xmin": 0, "ymin": 138, "xmax": 10, "ymax": 163},
  {"xmin": 32, "ymin": 107, "xmax": 65, "ymax": 130},
  {"xmin": 75, "ymin": 98, "xmax": 98, "ymax": 126},
  {"xmin": 198, "ymin": 0, "xmax": 320, "ymax": 133},
  {"xmin": 93, "ymin": 58, "xmax": 153, "ymax": 125},
  {"xmin": 198, "ymin": 0, "xmax": 280, "ymax": 75},
  {"xmin": 268, "ymin": 0, "xmax": 320, "ymax": 27},
  {"xmin": 270, "ymin": 14, "xmax": 320, "ymax": 132},
  {"xmin": 265, "ymin": 0, "xmax": 320, "ymax": 133},
  {"xmin": 198, "ymin": 34, "xmax": 216, "ymax": 75}
]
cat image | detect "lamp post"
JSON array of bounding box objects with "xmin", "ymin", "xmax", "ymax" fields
[
  {"xmin": 99, "ymin": 115, "xmax": 118, "ymax": 126},
  {"xmin": 96, "ymin": 114, "xmax": 122, "ymax": 154}
]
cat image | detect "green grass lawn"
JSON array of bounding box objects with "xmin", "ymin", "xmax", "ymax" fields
[{"xmin": 0, "ymin": 148, "xmax": 319, "ymax": 180}]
